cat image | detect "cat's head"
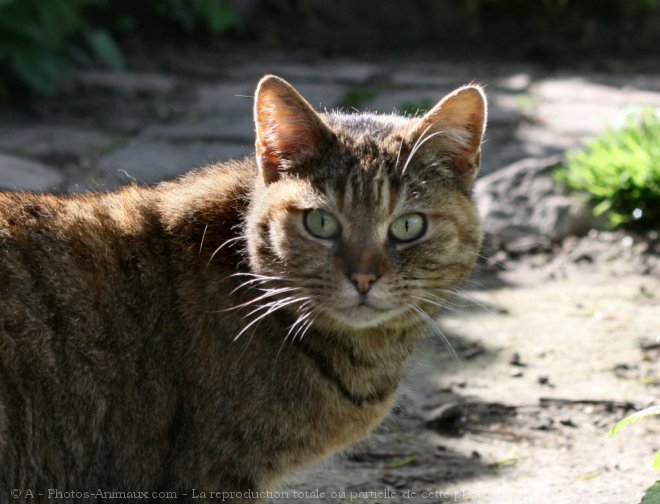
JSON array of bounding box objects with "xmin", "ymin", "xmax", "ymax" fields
[{"xmin": 245, "ymin": 75, "xmax": 486, "ymax": 332}]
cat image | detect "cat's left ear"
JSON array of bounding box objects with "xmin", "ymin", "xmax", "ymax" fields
[
  {"xmin": 407, "ymin": 85, "xmax": 487, "ymax": 191},
  {"xmin": 254, "ymin": 75, "xmax": 332, "ymax": 184}
]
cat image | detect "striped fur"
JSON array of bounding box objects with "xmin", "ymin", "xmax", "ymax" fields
[{"xmin": 0, "ymin": 76, "xmax": 486, "ymax": 503}]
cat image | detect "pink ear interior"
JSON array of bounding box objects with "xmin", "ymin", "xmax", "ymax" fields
[
  {"xmin": 412, "ymin": 86, "xmax": 487, "ymax": 158},
  {"xmin": 407, "ymin": 85, "xmax": 487, "ymax": 187},
  {"xmin": 254, "ymin": 76, "xmax": 327, "ymax": 183}
]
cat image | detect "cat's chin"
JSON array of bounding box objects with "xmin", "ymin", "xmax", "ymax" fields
[{"xmin": 321, "ymin": 304, "xmax": 411, "ymax": 331}]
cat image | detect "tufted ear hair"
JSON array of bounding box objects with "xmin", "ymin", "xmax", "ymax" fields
[
  {"xmin": 407, "ymin": 85, "xmax": 487, "ymax": 190},
  {"xmin": 254, "ymin": 75, "xmax": 333, "ymax": 184}
]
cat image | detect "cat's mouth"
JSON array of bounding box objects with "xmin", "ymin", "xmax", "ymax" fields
[{"xmin": 325, "ymin": 301, "xmax": 405, "ymax": 329}]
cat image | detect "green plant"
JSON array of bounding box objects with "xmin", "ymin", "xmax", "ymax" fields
[
  {"xmin": 555, "ymin": 110, "xmax": 660, "ymax": 229},
  {"xmin": 0, "ymin": 0, "xmax": 238, "ymax": 96},
  {"xmin": 0, "ymin": 0, "xmax": 123, "ymax": 95},
  {"xmin": 610, "ymin": 405, "xmax": 660, "ymax": 503},
  {"xmin": 159, "ymin": 0, "xmax": 240, "ymax": 34}
]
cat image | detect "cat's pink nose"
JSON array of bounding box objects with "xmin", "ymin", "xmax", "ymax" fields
[{"xmin": 350, "ymin": 273, "xmax": 377, "ymax": 294}]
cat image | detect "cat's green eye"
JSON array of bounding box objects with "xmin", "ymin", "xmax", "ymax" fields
[
  {"xmin": 304, "ymin": 209, "xmax": 340, "ymax": 239},
  {"xmin": 389, "ymin": 213, "xmax": 426, "ymax": 242}
]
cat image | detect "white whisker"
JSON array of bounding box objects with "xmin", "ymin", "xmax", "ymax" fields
[
  {"xmin": 408, "ymin": 303, "xmax": 461, "ymax": 363},
  {"xmin": 234, "ymin": 295, "xmax": 314, "ymax": 342},
  {"xmin": 295, "ymin": 311, "xmax": 319, "ymax": 343},
  {"xmin": 223, "ymin": 286, "xmax": 302, "ymax": 312},
  {"xmin": 207, "ymin": 235, "xmax": 246, "ymax": 265},
  {"xmin": 199, "ymin": 223, "xmax": 208, "ymax": 256},
  {"xmin": 401, "ymin": 130, "xmax": 445, "ymax": 175},
  {"xmin": 276, "ymin": 302, "xmax": 318, "ymax": 359},
  {"xmin": 411, "ymin": 294, "xmax": 469, "ymax": 316}
]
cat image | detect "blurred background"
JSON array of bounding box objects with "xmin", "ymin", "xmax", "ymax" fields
[
  {"xmin": 1, "ymin": 0, "xmax": 660, "ymax": 193},
  {"xmin": 0, "ymin": 1, "xmax": 659, "ymax": 503}
]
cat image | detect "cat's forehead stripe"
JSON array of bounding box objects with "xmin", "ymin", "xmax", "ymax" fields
[
  {"xmin": 388, "ymin": 179, "xmax": 398, "ymax": 214},
  {"xmin": 327, "ymin": 169, "xmax": 396, "ymax": 220}
]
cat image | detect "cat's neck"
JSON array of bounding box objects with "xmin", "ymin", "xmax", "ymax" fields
[
  {"xmin": 156, "ymin": 158, "xmax": 256, "ymax": 261},
  {"xmin": 284, "ymin": 318, "xmax": 425, "ymax": 407}
]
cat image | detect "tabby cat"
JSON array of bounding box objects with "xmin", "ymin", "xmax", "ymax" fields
[{"xmin": 0, "ymin": 75, "xmax": 486, "ymax": 502}]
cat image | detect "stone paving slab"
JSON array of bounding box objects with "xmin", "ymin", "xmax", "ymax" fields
[
  {"xmin": 389, "ymin": 69, "xmax": 475, "ymax": 89},
  {"xmin": 387, "ymin": 63, "xmax": 537, "ymax": 90},
  {"xmin": 2, "ymin": 61, "xmax": 660, "ymax": 194},
  {"xmin": 224, "ymin": 60, "xmax": 380, "ymax": 85},
  {"xmin": 0, "ymin": 153, "xmax": 64, "ymax": 192},
  {"xmin": 0, "ymin": 124, "xmax": 117, "ymax": 159},
  {"xmin": 91, "ymin": 139, "xmax": 251, "ymax": 191},
  {"xmin": 286, "ymin": 82, "xmax": 348, "ymax": 110},
  {"xmin": 73, "ymin": 71, "xmax": 181, "ymax": 95},
  {"xmin": 362, "ymin": 88, "xmax": 458, "ymax": 114},
  {"xmin": 535, "ymin": 77, "xmax": 660, "ymax": 105},
  {"xmin": 143, "ymin": 116, "xmax": 255, "ymax": 143},
  {"xmin": 534, "ymin": 77, "xmax": 660, "ymax": 140},
  {"xmin": 195, "ymin": 82, "xmax": 256, "ymax": 115},
  {"xmin": 195, "ymin": 81, "xmax": 346, "ymax": 114}
]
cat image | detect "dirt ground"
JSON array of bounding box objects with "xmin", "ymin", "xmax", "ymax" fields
[{"xmin": 272, "ymin": 236, "xmax": 660, "ymax": 504}]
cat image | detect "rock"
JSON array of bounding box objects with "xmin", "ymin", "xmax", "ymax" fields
[
  {"xmin": 73, "ymin": 71, "xmax": 179, "ymax": 95},
  {"xmin": 0, "ymin": 125, "xmax": 116, "ymax": 159},
  {"xmin": 89, "ymin": 139, "xmax": 251, "ymax": 191},
  {"xmin": 488, "ymin": 92, "xmax": 526, "ymax": 125},
  {"xmin": 474, "ymin": 156, "xmax": 599, "ymax": 250},
  {"xmin": 509, "ymin": 352, "xmax": 526, "ymax": 367},
  {"xmin": 515, "ymin": 124, "xmax": 583, "ymax": 157},
  {"xmin": 478, "ymin": 130, "xmax": 530, "ymax": 178},
  {"xmin": 195, "ymin": 82, "xmax": 256, "ymax": 115},
  {"xmin": 143, "ymin": 116, "xmax": 254, "ymax": 142},
  {"xmin": 424, "ymin": 402, "xmax": 464, "ymax": 435},
  {"xmin": 0, "ymin": 153, "xmax": 64, "ymax": 192}
]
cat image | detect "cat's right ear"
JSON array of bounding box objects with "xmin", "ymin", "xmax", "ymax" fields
[
  {"xmin": 254, "ymin": 75, "xmax": 331, "ymax": 184},
  {"xmin": 406, "ymin": 85, "xmax": 487, "ymax": 191}
]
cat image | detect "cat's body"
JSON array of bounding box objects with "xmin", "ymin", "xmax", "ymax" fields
[{"xmin": 0, "ymin": 76, "xmax": 486, "ymax": 502}]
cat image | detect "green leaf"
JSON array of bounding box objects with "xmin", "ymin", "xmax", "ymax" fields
[
  {"xmin": 193, "ymin": 0, "xmax": 240, "ymax": 33},
  {"xmin": 385, "ymin": 456, "xmax": 418, "ymax": 468},
  {"xmin": 592, "ymin": 200, "xmax": 611, "ymax": 216},
  {"xmin": 38, "ymin": 0, "xmax": 82, "ymax": 45},
  {"xmin": 85, "ymin": 29, "xmax": 125, "ymax": 71},
  {"xmin": 654, "ymin": 450, "xmax": 660, "ymax": 471},
  {"xmin": 115, "ymin": 15, "xmax": 136, "ymax": 31},
  {"xmin": 10, "ymin": 50, "xmax": 69, "ymax": 95},
  {"xmin": 0, "ymin": 0, "xmax": 16, "ymax": 7},
  {"xmin": 0, "ymin": 9, "xmax": 44, "ymax": 40},
  {"xmin": 610, "ymin": 405, "xmax": 660, "ymax": 438},
  {"xmin": 641, "ymin": 481, "xmax": 660, "ymax": 504}
]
